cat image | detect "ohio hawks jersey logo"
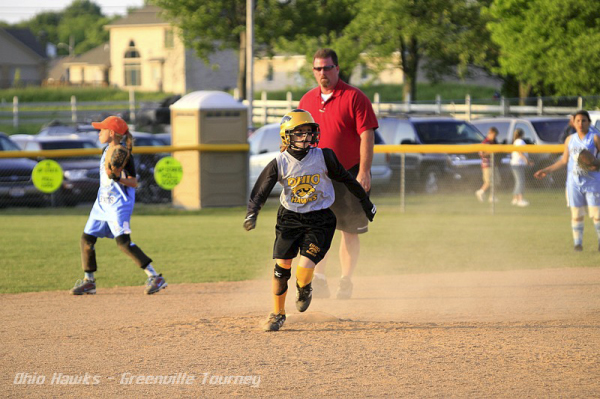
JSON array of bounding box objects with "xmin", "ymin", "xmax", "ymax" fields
[{"xmin": 287, "ymin": 174, "xmax": 321, "ymax": 204}]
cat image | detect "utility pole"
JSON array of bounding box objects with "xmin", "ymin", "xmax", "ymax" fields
[{"xmin": 57, "ymin": 35, "xmax": 74, "ymax": 57}]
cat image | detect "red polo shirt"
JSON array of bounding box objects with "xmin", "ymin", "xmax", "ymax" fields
[{"xmin": 299, "ymin": 80, "xmax": 378, "ymax": 170}]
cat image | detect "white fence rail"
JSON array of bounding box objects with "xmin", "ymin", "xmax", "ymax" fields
[
  {"xmin": 0, "ymin": 90, "xmax": 589, "ymax": 129},
  {"xmin": 242, "ymin": 93, "xmax": 584, "ymax": 125}
]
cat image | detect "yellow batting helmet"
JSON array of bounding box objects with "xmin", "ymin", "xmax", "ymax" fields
[{"xmin": 279, "ymin": 109, "xmax": 320, "ymax": 150}]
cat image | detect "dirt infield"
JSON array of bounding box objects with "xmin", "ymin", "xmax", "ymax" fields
[{"xmin": 2, "ymin": 267, "xmax": 600, "ymax": 398}]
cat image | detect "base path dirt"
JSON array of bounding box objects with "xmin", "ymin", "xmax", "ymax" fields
[{"xmin": 2, "ymin": 268, "xmax": 599, "ymax": 398}]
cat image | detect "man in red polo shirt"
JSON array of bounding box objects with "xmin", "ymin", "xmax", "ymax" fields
[{"xmin": 299, "ymin": 48, "xmax": 378, "ymax": 299}]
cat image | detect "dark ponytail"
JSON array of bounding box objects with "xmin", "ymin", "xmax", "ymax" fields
[{"xmin": 122, "ymin": 130, "xmax": 134, "ymax": 152}]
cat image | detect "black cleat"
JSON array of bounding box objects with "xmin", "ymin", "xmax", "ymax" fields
[
  {"xmin": 263, "ymin": 313, "xmax": 286, "ymax": 332},
  {"xmin": 296, "ymin": 282, "xmax": 313, "ymax": 312},
  {"xmin": 574, "ymin": 244, "xmax": 583, "ymax": 252}
]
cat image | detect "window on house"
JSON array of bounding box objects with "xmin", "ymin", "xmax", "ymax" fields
[
  {"xmin": 124, "ymin": 41, "xmax": 141, "ymax": 87},
  {"xmin": 125, "ymin": 48, "xmax": 140, "ymax": 58},
  {"xmin": 165, "ymin": 29, "xmax": 174, "ymax": 48},
  {"xmin": 266, "ymin": 63, "xmax": 274, "ymax": 82},
  {"xmin": 124, "ymin": 64, "xmax": 141, "ymax": 86}
]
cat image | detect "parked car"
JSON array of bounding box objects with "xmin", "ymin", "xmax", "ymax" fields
[
  {"xmin": 471, "ymin": 116, "xmax": 570, "ymax": 187},
  {"xmin": 248, "ymin": 123, "xmax": 392, "ymax": 195},
  {"xmin": 37, "ymin": 120, "xmax": 99, "ymax": 137},
  {"xmin": 11, "ymin": 135, "xmax": 101, "ymax": 206},
  {"xmin": 131, "ymin": 132, "xmax": 171, "ymax": 203},
  {"xmin": 0, "ymin": 133, "xmax": 48, "ymax": 208},
  {"xmin": 377, "ymin": 116, "xmax": 486, "ymax": 194},
  {"xmin": 125, "ymin": 95, "xmax": 182, "ymax": 127},
  {"xmin": 153, "ymin": 133, "xmax": 171, "ymax": 145},
  {"xmin": 132, "ymin": 131, "xmax": 170, "ymax": 147}
]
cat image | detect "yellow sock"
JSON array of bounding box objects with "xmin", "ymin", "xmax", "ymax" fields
[
  {"xmin": 274, "ymin": 292, "xmax": 287, "ymax": 315},
  {"xmin": 296, "ymin": 266, "xmax": 315, "ymax": 288}
]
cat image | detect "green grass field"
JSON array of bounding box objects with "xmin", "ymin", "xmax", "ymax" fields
[
  {"xmin": 0, "ymin": 87, "xmax": 172, "ymax": 103},
  {"xmin": 1, "ymin": 190, "xmax": 598, "ymax": 294}
]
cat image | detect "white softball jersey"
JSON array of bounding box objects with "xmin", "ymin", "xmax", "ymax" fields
[
  {"xmin": 567, "ymin": 129, "xmax": 600, "ymax": 191},
  {"xmin": 276, "ymin": 148, "xmax": 335, "ymax": 213},
  {"xmin": 89, "ymin": 148, "xmax": 136, "ymax": 222}
]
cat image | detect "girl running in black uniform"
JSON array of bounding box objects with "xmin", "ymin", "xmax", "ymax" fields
[{"xmin": 244, "ymin": 109, "xmax": 376, "ymax": 331}]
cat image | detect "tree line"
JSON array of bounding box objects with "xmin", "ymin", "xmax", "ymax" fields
[
  {"xmin": 1, "ymin": 0, "xmax": 117, "ymax": 57},
  {"xmin": 3, "ymin": 0, "xmax": 600, "ymax": 102}
]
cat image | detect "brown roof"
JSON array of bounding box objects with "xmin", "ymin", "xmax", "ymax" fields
[
  {"xmin": 106, "ymin": 5, "xmax": 168, "ymax": 27},
  {"xmin": 64, "ymin": 44, "xmax": 110, "ymax": 67},
  {"xmin": 47, "ymin": 56, "xmax": 75, "ymax": 81}
]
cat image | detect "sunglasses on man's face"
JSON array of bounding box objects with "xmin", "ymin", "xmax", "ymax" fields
[{"xmin": 313, "ymin": 65, "xmax": 336, "ymax": 72}]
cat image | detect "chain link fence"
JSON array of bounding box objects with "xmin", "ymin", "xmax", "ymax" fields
[
  {"xmin": 374, "ymin": 144, "xmax": 572, "ymax": 217},
  {"xmin": 0, "ymin": 146, "xmax": 171, "ymax": 209},
  {"xmin": 371, "ymin": 161, "xmax": 568, "ymax": 215},
  {"xmin": 0, "ymin": 143, "xmax": 573, "ymax": 217}
]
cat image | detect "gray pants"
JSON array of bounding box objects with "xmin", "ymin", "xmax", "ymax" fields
[{"xmin": 511, "ymin": 164, "xmax": 526, "ymax": 195}]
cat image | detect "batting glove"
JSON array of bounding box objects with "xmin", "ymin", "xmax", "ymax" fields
[{"xmin": 243, "ymin": 214, "xmax": 257, "ymax": 231}]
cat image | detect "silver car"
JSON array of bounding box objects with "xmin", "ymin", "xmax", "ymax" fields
[{"xmin": 377, "ymin": 116, "xmax": 485, "ymax": 194}]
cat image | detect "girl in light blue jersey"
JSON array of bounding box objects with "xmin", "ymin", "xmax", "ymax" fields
[
  {"xmin": 535, "ymin": 110, "xmax": 600, "ymax": 251},
  {"xmin": 70, "ymin": 116, "xmax": 167, "ymax": 295}
]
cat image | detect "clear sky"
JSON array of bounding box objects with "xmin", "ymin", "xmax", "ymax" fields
[{"xmin": 0, "ymin": 0, "xmax": 146, "ymax": 24}]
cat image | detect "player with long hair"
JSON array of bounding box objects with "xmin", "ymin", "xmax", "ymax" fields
[
  {"xmin": 70, "ymin": 116, "xmax": 167, "ymax": 295},
  {"xmin": 534, "ymin": 110, "xmax": 600, "ymax": 251}
]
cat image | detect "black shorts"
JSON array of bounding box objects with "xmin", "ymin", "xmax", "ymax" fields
[
  {"xmin": 273, "ymin": 206, "xmax": 337, "ymax": 264},
  {"xmin": 329, "ymin": 164, "xmax": 370, "ymax": 234}
]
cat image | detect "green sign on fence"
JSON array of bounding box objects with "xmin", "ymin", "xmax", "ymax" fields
[
  {"xmin": 154, "ymin": 157, "xmax": 183, "ymax": 190},
  {"xmin": 32, "ymin": 160, "xmax": 63, "ymax": 193}
]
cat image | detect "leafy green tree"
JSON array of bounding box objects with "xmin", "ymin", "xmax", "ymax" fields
[
  {"xmin": 486, "ymin": 0, "xmax": 600, "ymax": 98},
  {"xmin": 14, "ymin": 0, "xmax": 110, "ymax": 56},
  {"xmin": 62, "ymin": 0, "xmax": 103, "ymax": 18},
  {"xmin": 15, "ymin": 11, "xmax": 62, "ymax": 51},
  {"xmin": 56, "ymin": 0, "xmax": 110, "ymax": 55},
  {"xmin": 273, "ymin": 0, "xmax": 360, "ymax": 85},
  {"xmin": 339, "ymin": 0, "xmax": 495, "ymax": 101},
  {"xmin": 485, "ymin": 0, "xmax": 545, "ymax": 100},
  {"xmin": 153, "ymin": 0, "xmax": 291, "ymax": 98},
  {"xmin": 152, "ymin": 0, "xmax": 358, "ymax": 97},
  {"xmin": 57, "ymin": 14, "xmax": 111, "ymax": 55}
]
